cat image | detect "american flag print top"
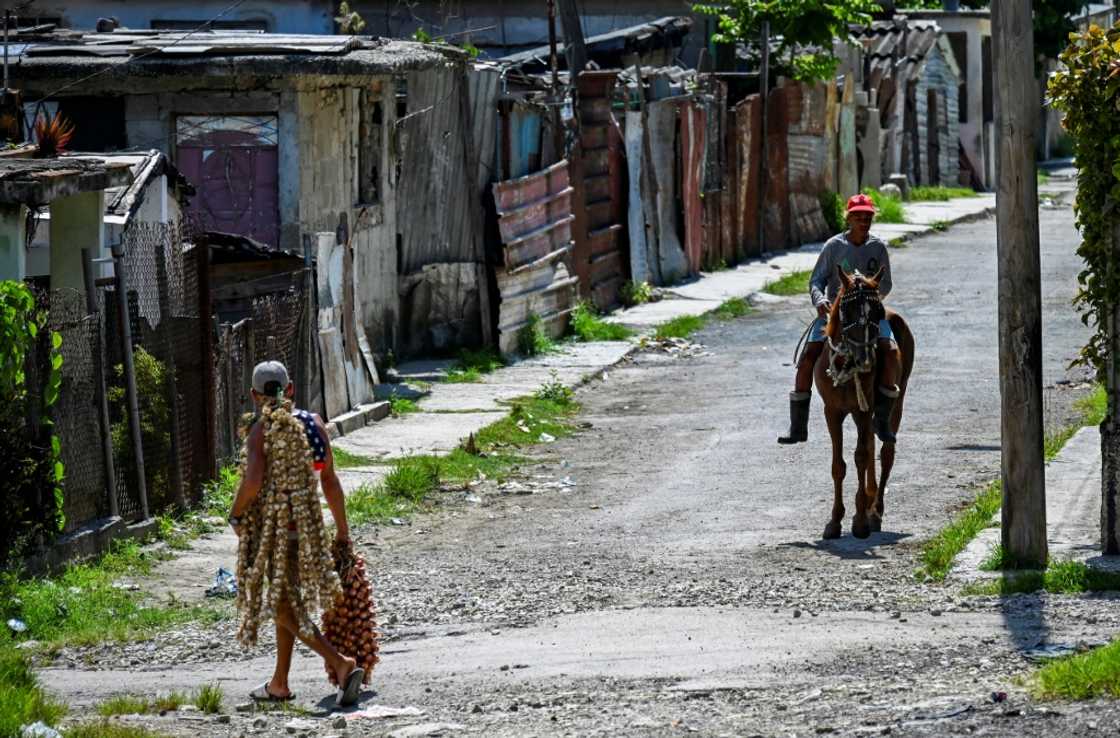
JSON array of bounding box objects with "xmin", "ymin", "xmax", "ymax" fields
[{"xmin": 293, "ymin": 408, "xmax": 328, "ymax": 475}]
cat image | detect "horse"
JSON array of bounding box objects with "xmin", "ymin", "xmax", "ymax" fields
[{"xmin": 814, "ymin": 266, "xmax": 914, "ymax": 540}]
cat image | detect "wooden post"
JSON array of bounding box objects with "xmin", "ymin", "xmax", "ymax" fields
[
  {"xmin": 1102, "ymin": 222, "xmax": 1120, "ymax": 554},
  {"xmin": 556, "ymin": 0, "xmax": 586, "ymax": 75},
  {"xmin": 992, "ymin": 0, "xmax": 1047, "ymax": 567},
  {"xmin": 81, "ymin": 248, "xmax": 117, "ymax": 518},
  {"xmin": 111, "ymin": 242, "xmax": 150, "ymax": 521},
  {"xmin": 757, "ymin": 21, "xmax": 770, "ymax": 252},
  {"xmin": 457, "ymin": 66, "xmax": 495, "ymax": 346},
  {"xmin": 634, "ymin": 64, "xmax": 662, "ymax": 284},
  {"xmin": 547, "ymin": 0, "xmax": 564, "ymax": 158}
]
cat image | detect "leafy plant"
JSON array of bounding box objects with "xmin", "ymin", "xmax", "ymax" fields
[
  {"xmin": 108, "ymin": 346, "xmax": 173, "ymax": 511},
  {"xmin": 0, "ymin": 281, "xmax": 64, "ymax": 564},
  {"xmin": 334, "ymin": 0, "xmax": 366, "ymax": 34},
  {"xmin": 1048, "ymin": 24, "xmax": 1120, "ymax": 376},
  {"xmin": 535, "ymin": 370, "xmax": 574, "ymax": 405},
  {"xmin": 32, "ymin": 112, "xmax": 74, "ymax": 158},
  {"xmin": 620, "ymin": 280, "xmax": 654, "ymax": 307},
  {"xmin": 517, "ymin": 313, "xmax": 554, "ymax": 357},
  {"xmin": 693, "ymin": 0, "xmax": 881, "ymax": 83},
  {"xmin": 819, "ymin": 190, "xmax": 845, "ymax": 234},
  {"xmin": 389, "ymin": 394, "xmax": 419, "ymax": 416},
  {"xmin": 445, "ymin": 347, "xmax": 506, "ymax": 383}
]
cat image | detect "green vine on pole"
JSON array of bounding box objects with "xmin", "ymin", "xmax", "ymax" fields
[
  {"xmin": 0, "ymin": 280, "xmax": 65, "ymax": 557},
  {"xmin": 1047, "ymin": 23, "xmax": 1120, "ymax": 376}
]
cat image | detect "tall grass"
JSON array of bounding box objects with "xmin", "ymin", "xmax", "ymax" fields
[
  {"xmin": 1034, "ymin": 640, "xmax": 1120, "ymax": 700},
  {"xmin": 0, "ymin": 635, "xmax": 66, "ymax": 737},
  {"xmin": 863, "ymin": 188, "xmax": 906, "ymax": 224},
  {"xmin": 763, "ymin": 270, "xmax": 811, "ymax": 297}
]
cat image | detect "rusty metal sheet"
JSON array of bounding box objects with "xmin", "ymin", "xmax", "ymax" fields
[
  {"xmin": 764, "ymin": 85, "xmax": 792, "ymax": 251},
  {"xmin": 492, "ymin": 159, "xmax": 578, "ymax": 355},
  {"xmin": 734, "ymin": 95, "xmax": 761, "ymax": 257}
]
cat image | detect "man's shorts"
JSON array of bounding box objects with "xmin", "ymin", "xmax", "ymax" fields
[{"xmin": 807, "ymin": 316, "xmax": 894, "ymax": 344}]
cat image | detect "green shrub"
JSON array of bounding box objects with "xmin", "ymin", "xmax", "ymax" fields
[
  {"xmin": 108, "ymin": 346, "xmax": 173, "ymax": 511},
  {"xmin": 517, "ymin": 313, "xmax": 554, "ymax": 357},
  {"xmin": 569, "ymin": 302, "xmax": 634, "ymax": 342},
  {"xmin": 619, "ymin": 280, "xmax": 654, "ymax": 307},
  {"xmin": 863, "ymin": 188, "xmax": 906, "ymax": 224},
  {"xmin": 819, "ymin": 190, "xmax": 846, "ymax": 233}
]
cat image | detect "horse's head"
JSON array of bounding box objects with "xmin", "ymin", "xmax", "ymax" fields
[{"xmin": 827, "ymin": 266, "xmax": 886, "ymax": 371}]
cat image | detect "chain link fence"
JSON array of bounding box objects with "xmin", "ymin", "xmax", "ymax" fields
[{"xmin": 213, "ymin": 281, "xmax": 312, "ymax": 462}]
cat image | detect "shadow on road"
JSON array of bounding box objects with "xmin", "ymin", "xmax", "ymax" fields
[{"xmin": 779, "ymin": 530, "xmax": 912, "ymax": 560}]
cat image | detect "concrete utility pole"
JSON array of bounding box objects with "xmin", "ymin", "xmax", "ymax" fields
[
  {"xmin": 992, "ymin": 0, "xmax": 1047, "ymax": 567},
  {"xmin": 555, "ymin": 0, "xmax": 586, "ymax": 75}
]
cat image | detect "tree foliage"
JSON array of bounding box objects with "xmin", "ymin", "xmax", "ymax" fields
[
  {"xmin": 1047, "ymin": 23, "xmax": 1120, "ymax": 375},
  {"xmin": 694, "ymin": 0, "xmax": 882, "ymax": 82}
]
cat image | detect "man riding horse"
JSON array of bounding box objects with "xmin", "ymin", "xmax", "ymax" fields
[{"xmin": 778, "ymin": 193, "xmax": 903, "ymax": 445}]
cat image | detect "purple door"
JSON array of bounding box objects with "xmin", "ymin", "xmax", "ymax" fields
[{"xmin": 176, "ymin": 115, "xmax": 280, "ymax": 247}]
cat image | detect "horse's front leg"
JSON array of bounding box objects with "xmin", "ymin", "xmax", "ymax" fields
[
  {"xmin": 876, "ymin": 441, "xmax": 894, "ymax": 529},
  {"xmin": 851, "ymin": 413, "xmax": 873, "ymax": 539},
  {"xmin": 865, "ymin": 428, "xmax": 882, "ymax": 533},
  {"xmin": 823, "ymin": 406, "xmax": 846, "ymax": 540}
]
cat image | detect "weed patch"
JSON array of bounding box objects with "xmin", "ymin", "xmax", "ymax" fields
[
  {"xmin": 929, "ymin": 219, "xmax": 949, "ymax": 232},
  {"xmin": 1033, "ymin": 639, "xmax": 1120, "ymax": 700},
  {"xmin": 0, "ymin": 635, "xmax": 66, "ymax": 737},
  {"xmin": 388, "ymin": 395, "xmax": 419, "ymax": 417},
  {"xmin": 620, "ymin": 280, "xmax": 654, "ymax": 307},
  {"xmin": 347, "ymin": 395, "xmax": 579, "ymax": 527},
  {"xmin": 194, "ymin": 683, "xmax": 223, "ymax": 714},
  {"xmin": 0, "ymin": 540, "xmax": 223, "ymax": 649},
  {"xmin": 654, "ymin": 314, "xmax": 707, "ymax": 341},
  {"xmin": 763, "ymin": 270, "xmax": 812, "ymax": 297},
  {"xmin": 909, "ymin": 186, "xmax": 977, "ymax": 202},
  {"xmin": 713, "ymin": 297, "xmax": 751, "ymax": 321},
  {"xmin": 517, "ymin": 313, "xmax": 556, "ymax": 357},
  {"xmin": 445, "ymin": 347, "xmax": 506, "ymax": 383},
  {"xmin": 967, "ymin": 559, "xmax": 1120, "ymax": 596},
  {"xmin": 918, "ymin": 479, "xmax": 1002, "ymax": 581},
  {"xmin": 66, "ymin": 722, "xmax": 172, "ymax": 738},
  {"xmin": 863, "ymin": 188, "xmax": 906, "ymax": 224},
  {"xmin": 332, "ymin": 447, "xmax": 376, "ymax": 469},
  {"xmin": 922, "ymin": 384, "xmax": 1106, "ymax": 582},
  {"xmin": 569, "ymin": 302, "xmax": 633, "ymax": 342},
  {"xmin": 888, "ymin": 237, "xmax": 907, "ymax": 249},
  {"xmin": 200, "ymin": 465, "xmax": 238, "ymax": 518}
]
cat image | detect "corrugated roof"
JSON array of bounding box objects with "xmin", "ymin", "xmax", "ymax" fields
[
  {"xmin": 61, "ymin": 150, "xmax": 192, "ymax": 220},
  {"xmin": 854, "ymin": 18, "xmax": 943, "ymax": 83}
]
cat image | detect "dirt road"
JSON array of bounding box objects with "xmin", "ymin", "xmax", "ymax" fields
[{"xmin": 42, "ymin": 203, "xmax": 1120, "ymax": 736}]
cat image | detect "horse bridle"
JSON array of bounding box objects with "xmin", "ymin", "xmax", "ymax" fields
[{"xmin": 826, "ymin": 281, "xmax": 883, "ymax": 410}]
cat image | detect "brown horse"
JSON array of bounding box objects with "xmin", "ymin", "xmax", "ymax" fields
[{"xmin": 814, "ymin": 267, "xmax": 914, "ymax": 540}]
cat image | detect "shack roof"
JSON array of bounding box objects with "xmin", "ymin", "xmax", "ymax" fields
[
  {"xmin": 8, "ymin": 31, "xmax": 459, "ymax": 92},
  {"xmin": 0, "ymin": 157, "xmax": 133, "ymax": 205},
  {"xmin": 502, "ymin": 16, "xmax": 692, "ymax": 72},
  {"xmin": 60, "ymin": 150, "xmax": 191, "ymax": 222}
]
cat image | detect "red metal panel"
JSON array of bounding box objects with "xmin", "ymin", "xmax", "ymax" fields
[
  {"xmin": 734, "ymin": 95, "xmax": 762, "ymax": 257},
  {"xmin": 765, "ymin": 86, "xmax": 792, "ymax": 251}
]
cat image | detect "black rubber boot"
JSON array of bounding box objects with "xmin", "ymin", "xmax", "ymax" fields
[
  {"xmin": 873, "ymin": 385, "xmax": 899, "ymax": 444},
  {"xmin": 777, "ymin": 392, "xmax": 811, "ymax": 444}
]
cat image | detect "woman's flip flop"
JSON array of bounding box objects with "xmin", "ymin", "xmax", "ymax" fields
[
  {"xmin": 336, "ymin": 667, "xmax": 365, "ymax": 707},
  {"xmin": 249, "ymin": 683, "xmax": 294, "ymax": 702}
]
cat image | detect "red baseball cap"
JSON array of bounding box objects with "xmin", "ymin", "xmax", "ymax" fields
[{"xmin": 846, "ymin": 193, "xmax": 876, "ymax": 214}]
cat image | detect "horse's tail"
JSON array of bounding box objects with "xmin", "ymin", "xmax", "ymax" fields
[
  {"xmin": 886, "ymin": 310, "xmax": 914, "ymax": 434},
  {"xmin": 888, "ymin": 312, "xmax": 915, "ymax": 394}
]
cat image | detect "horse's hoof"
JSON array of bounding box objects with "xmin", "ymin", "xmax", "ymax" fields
[
  {"xmin": 869, "ymin": 516, "xmax": 882, "ymax": 533},
  {"xmin": 852, "ymin": 518, "xmax": 871, "ymax": 539},
  {"xmin": 823, "ymin": 521, "xmax": 842, "ymax": 540}
]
